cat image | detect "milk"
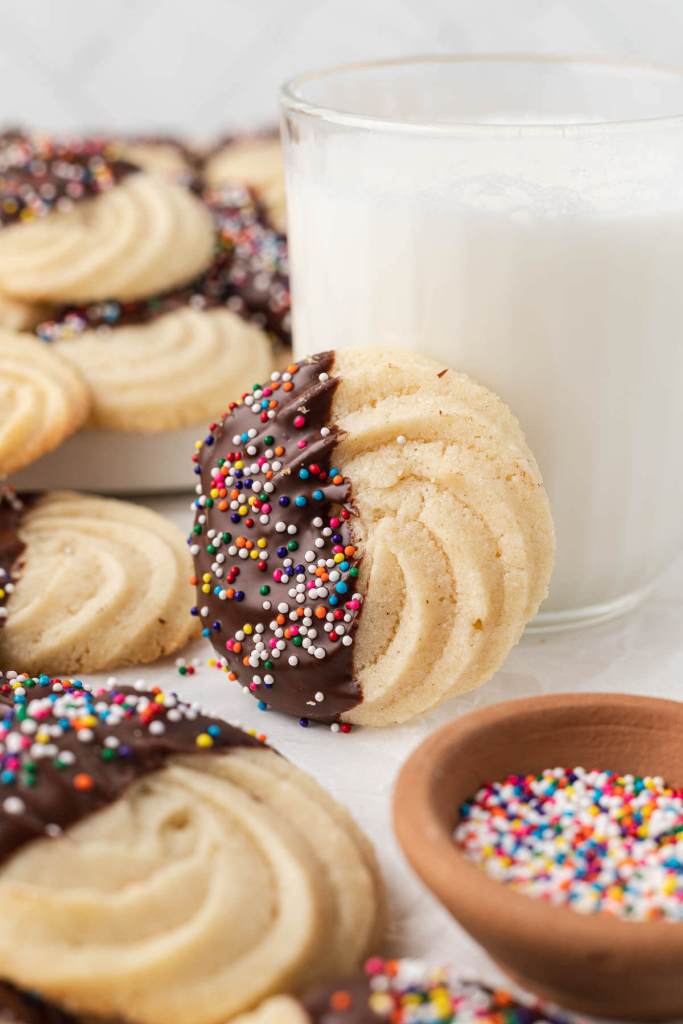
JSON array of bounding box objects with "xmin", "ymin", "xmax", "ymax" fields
[{"xmin": 286, "ymin": 128, "xmax": 683, "ymax": 624}]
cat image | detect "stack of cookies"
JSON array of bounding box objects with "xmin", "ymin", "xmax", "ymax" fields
[
  {"xmin": 0, "ymin": 126, "xmax": 290, "ymax": 674},
  {"xmin": 0, "ymin": 129, "xmax": 290, "ymax": 491}
]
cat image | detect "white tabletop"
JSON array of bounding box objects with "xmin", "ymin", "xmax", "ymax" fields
[{"xmin": 82, "ymin": 492, "xmax": 683, "ymax": 1022}]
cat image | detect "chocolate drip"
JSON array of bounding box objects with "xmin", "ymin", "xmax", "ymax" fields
[
  {"xmin": 0, "ymin": 492, "xmax": 36, "ymax": 630},
  {"xmin": 36, "ymin": 185, "xmax": 291, "ymax": 347},
  {"xmin": 0, "ymin": 983, "xmax": 75, "ymax": 1024},
  {"xmin": 0, "ymin": 132, "xmax": 137, "ymax": 227},
  {"xmin": 0, "ymin": 676, "xmax": 263, "ymax": 867},
  {"xmin": 302, "ymin": 973, "xmax": 571, "ymax": 1024},
  {"xmin": 191, "ymin": 352, "xmax": 363, "ymax": 724}
]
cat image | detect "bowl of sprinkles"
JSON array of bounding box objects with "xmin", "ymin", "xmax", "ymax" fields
[{"xmin": 394, "ymin": 693, "xmax": 683, "ymax": 1020}]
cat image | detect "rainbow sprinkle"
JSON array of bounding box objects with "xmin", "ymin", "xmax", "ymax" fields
[
  {"xmin": 0, "ymin": 130, "xmax": 135, "ymax": 226},
  {"xmin": 455, "ymin": 767, "xmax": 683, "ymax": 921},
  {"xmin": 308, "ymin": 957, "xmax": 570, "ymax": 1023}
]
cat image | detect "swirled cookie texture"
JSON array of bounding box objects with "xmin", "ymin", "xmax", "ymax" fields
[
  {"xmin": 205, "ymin": 135, "xmax": 286, "ymax": 232},
  {"xmin": 0, "ymin": 169, "xmax": 214, "ymax": 303},
  {"xmin": 0, "ymin": 334, "xmax": 90, "ymax": 477},
  {"xmin": 50, "ymin": 308, "xmax": 278, "ymax": 432},
  {"xmin": 33, "ymin": 184, "xmax": 291, "ymax": 432},
  {"xmin": 0, "ymin": 676, "xmax": 383, "ymax": 1024},
  {"xmin": 191, "ymin": 349, "xmax": 554, "ymax": 727},
  {"xmin": 0, "ymin": 491, "xmax": 196, "ymax": 673}
]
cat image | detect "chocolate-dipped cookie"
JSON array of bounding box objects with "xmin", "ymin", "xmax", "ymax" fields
[
  {"xmin": 34, "ymin": 185, "xmax": 290, "ymax": 434},
  {"xmin": 0, "ymin": 675, "xmax": 383, "ymax": 1024},
  {"xmin": 0, "ymin": 132, "xmax": 213, "ymax": 303},
  {"xmin": 191, "ymin": 348, "xmax": 555, "ymax": 727},
  {"xmin": 235, "ymin": 959, "xmax": 572, "ymax": 1023},
  {"xmin": 204, "ymin": 132, "xmax": 285, "ymax": 232},
  {"xmin": 0, "ymin": 490, "xmax": 196, "ymax": 674}
]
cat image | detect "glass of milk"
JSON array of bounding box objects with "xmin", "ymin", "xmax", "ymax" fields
[{"xmin": 281, "ymin": 55, "xmax": 683, "ymax": 631}]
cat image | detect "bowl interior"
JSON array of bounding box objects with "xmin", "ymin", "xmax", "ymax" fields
[
  {"xmin": 394, "ymin": 694, "xmax": 683, "ymax": 1019},
  {"xmin": 433, "ymin": 695, "xmax": 683, "ymax": 836}
]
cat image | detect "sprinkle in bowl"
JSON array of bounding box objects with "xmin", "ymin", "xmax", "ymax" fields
[{"xmin": 393, "ymin": 693, "xmax": 683, "ymax": 1020}]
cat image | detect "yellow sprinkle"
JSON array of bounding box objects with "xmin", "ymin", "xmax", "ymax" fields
[
  {"xmin": 243, "ymin": 624, "xmax": 253, "ymax": 635},
  {"xmin": 249, "ymin": 550, "xmax": 259, "ymax": 559},
  {"xmin": 195, "ymin": 734, "xmax": 213, "ymax": 748},
  {"xmin": 333, "ymin": 553, "xmax": 344, "ymax": 563},
  {"xmin": 257, "ymin": 538, "xmax": 267, "ymax": 549},
  {"xmin": 369, "ymin": 994, "xmax": 393, "ymax": 1014},
  {"xmin": 202, "ymin": 573, "xmax": 211, "ymax": 583},
  {"xmin": 239, "ymin": 506, "xmax": 248, "ymax": 516},
  {"xmin": 234, "ymin": 460, "xmax": 244, "ymax": 469},
  {"xmin": 201, "ymin": 584, "xmax": 211, "ymax": 594}
]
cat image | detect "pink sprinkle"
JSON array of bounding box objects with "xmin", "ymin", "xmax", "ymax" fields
[{"xmin": 293, "ymin": 415, "xmax": 305, "ymax": 428}]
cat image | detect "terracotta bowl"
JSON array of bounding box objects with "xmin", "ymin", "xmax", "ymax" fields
[{"xmin": 393, "ymin": 693, "xmax": 683, "ymax": 1020}]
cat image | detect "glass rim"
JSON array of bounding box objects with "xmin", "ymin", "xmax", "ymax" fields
[{"xmin": 280, "ymin": 53, "xmax": 683, "ymax": 136}]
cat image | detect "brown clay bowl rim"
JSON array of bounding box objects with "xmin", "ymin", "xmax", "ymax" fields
[{"xmin": 393, "ymin": 693, "xmax": 683, "ymax": 963}]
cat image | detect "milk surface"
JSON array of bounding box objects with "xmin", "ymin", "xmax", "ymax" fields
[{"xmin": 288, "ymin": 129, "xmax": 683, "ymax": 619}]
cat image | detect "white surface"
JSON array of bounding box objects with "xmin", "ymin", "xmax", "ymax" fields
[
  {"xmin": 76, "ymin": 491, "xmax": 683, "ymax": 1018},
  {"xmin": 2, "ymin": 1, "xmax": 683, "ymax": 134},
  {"xmin": 287, "ymin": 57, "xmax": 683, "ymax": 622},
  {"xmin": 12, "ymin": 423, "xmax": 206, "ymax": 494}
]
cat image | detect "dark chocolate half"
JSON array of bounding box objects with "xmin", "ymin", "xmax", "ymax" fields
[
  {"xmin": 0, "ymin": 131, "xmax": 137, "ymax": 228},
  {"xmin": 0, "ymin": 492, "xmax": 37, "ymax": 631},
  {"xmin": 0, "ymin": 983, "xmax": 75, "ymax": 1024},
  {"xmin": 35, "ymin": 184, "xmax": 290, "ymax": 347},
  {"xmin": 301, "ymin": 967, "xmax": 572, "ymax": 1023},
  {"xmin": 191, "ymin": 352, "xmax": 363, "ymax": 724},
  {"xmin": 0, "ymin": 675, "xmax": 263, "ymax": 867}
]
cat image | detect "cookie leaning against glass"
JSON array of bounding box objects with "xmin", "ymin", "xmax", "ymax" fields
[
  {"xmin": 0, "ymin": 676, "xmax": 383, "ymax": 1024},
  {"xmin": 191, "ymin": 347, "xmax": 555, "ymax": 727}
]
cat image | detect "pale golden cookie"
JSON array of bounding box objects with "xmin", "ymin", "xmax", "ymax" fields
[
  {"xmin": 0, "ymin": 173, "xmax": 214, "ymax": 303},
  {"xmin": 0, "ymin": 491, "xmax": 197, "ymax": 673},
  {"xmin": 232, "ymin": 998, "xmax": 308, "ymax": 1024},
  {"xmin": 0, "ymin": 333, "xmax": 90, "ymax": 477},
  {"xmin": 193, "ymin": 348, "xmax": 555, "ymax": 727},
  {"xmin": 0, "ymin": 294, "xmax": 52, "ymax": 332},
  {"xmin": 205, "ymin": 136, "xmax": 286, "ymax": 232},
  {"xmin": 0, "ymin": 691, "xmax": 384, "ymax": 1024},
  {"xmin": 53, "ymin": 307, "xmax": 280, "ymax": 432}
]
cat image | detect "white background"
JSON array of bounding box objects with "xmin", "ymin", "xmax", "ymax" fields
[{"xmin": 3, "ymin": 0, "xmax": 683, "ymax": 135}]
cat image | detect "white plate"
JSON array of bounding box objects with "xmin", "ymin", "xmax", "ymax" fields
[{"xmin": 11, "ymin": 424, "xmax": 204, "ymax": 494}]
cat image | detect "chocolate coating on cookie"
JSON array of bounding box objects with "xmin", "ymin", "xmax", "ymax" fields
[
  {"xmin": 191, "ymin": 352, "xmax": 363, "ymax": 724},
  {"xmin": 0, "ymin": 983, "xmax": 75, "ymax": 1024},
  {"xmin": 0, "ymin": 131, "xmax": 137, "ymax": 227},
  {"xmin": 0, "ymin": 492, "xmax": 36, "ymax": 630},
  {"xmin": 0, "ymin": 675, "xmax": 263, "ymax": 866},
  {"xmin": 303, "ymin": 977, "xmax": 376, "ymax": 1023},
  {"xmin": 36, "ymin": 184, "xmax": 291, "ymax": 347},
  {"xmin": 301, "ymin": 962, "xmax": 571, "ymax": 1023}
]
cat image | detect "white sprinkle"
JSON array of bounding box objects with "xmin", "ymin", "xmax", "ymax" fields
[{"xmin": 3, "ymin": 796, "xmax": 24, "ymax": 815}]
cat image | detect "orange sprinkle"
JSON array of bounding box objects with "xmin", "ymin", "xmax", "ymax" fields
[
  {"xmin": 73, "ymin": 773, "xmax": 94, "ymax": 791},
  {"xmin": 329, "ymin": 991, "xmax": 352, "ymax": 1012}
]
